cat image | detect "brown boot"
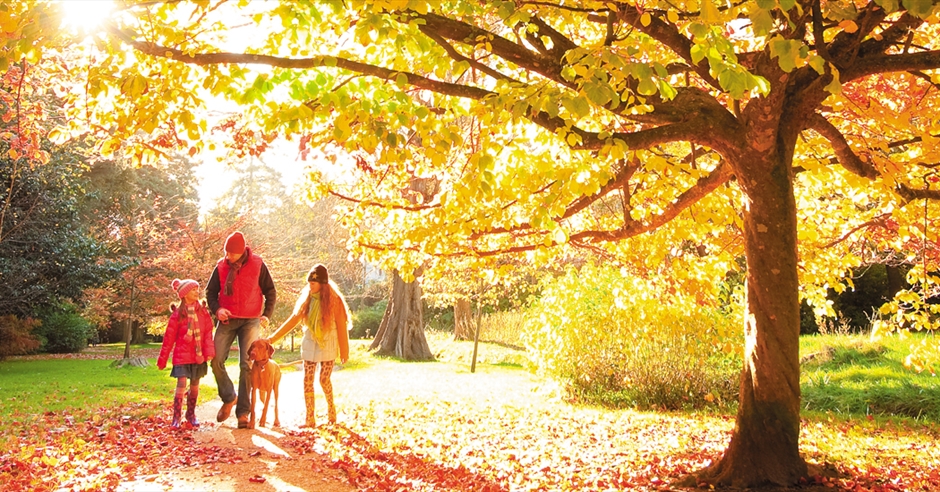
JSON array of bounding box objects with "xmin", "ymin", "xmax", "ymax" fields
[{"xmin": 217, "ymin": 394, "xmax": 236, "ymax": 422}]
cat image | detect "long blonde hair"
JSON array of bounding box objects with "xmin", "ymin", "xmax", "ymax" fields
[{"xmin": 294, "ymin": 280, "xmax": 340, "ymax": 328}]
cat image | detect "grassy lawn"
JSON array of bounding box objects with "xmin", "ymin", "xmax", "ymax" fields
[{"xmin": 800, "ymin": 332, "xmax": 940, "ymax": 422}]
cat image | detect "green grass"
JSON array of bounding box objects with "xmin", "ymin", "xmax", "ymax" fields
[
  {"xmin": 0, "ymin": 359, "xmax": 168, "ymax": 415},
  {"xmin": 0, "ymin": 358, "xmax": 171, "ymax": 451},
  {"xmin": 800, "ymin": 332, "xmax": 940, "ymax": 422}
]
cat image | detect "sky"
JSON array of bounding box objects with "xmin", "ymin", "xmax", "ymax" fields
[{"xmin": 193, "ymin": 139, "xmax": 313, "ymax": 216}]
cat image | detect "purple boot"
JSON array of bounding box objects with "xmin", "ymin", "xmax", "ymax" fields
[
  {"xmin": 186, "ymin": 390, "xmax": 200, "ymax": 428},
  {"xmin": 171, "ymin": 396, "xmax": 183, "ymax": 429}
]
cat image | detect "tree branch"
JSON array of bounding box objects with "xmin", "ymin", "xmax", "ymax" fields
[
  {"xmin": 417, "ymin": 25, "xmax": 516, "ymax": 83},
  {"xmin": 805, "ymin": 113, "xmax": 879, "ymax": 179},
  {"xmin": 104, "ymin": 23, "xmax": 493, "ymax": 100},
  {"xmin": 326, "ymin": 189, "xmax": 438, "ymax": 212},
  {"xmin": 843, "ymin": 50, "xmax": 940, "ymax": 83},
  {"xmin": 470, "ymin": 160, "xmax": 733, "ymax": 246},
  {"xmin": 411, "ymin": 12, "xmax": 573, "ymax": 89}
]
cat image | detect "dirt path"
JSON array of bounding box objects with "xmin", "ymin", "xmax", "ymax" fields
[{"xmin": 117, "ymin": 360, "xmax": 551, "ymax": 491}]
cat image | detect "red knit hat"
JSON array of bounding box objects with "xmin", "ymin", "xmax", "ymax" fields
[
  {"xmin": 224, "ymin": 231, "xmax": 246, "ymax": 254},
  {"xmin": 172, "ymin": 279, "xmax": 199, "ymax": 299}
]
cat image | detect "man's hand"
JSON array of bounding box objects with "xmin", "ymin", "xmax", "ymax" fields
[
  {"xmin": 260, "ymin": 316, "xmax": 270, "ymax": 329},
  {"xmin": 217, "ymin": 308, "xmax": 232, "ymax": 322}
]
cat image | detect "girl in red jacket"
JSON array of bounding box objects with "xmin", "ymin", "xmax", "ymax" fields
[{"xmin": 158, "ymin": 279, "xmax": 216, "ymax": 429}]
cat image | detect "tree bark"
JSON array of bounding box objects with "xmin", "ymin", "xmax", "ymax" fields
[
  {"xmin": 886, "ymin": 264, "xmax": 904, "ymax": 299},
  {"xmin": 690, "ymin": 147, "xmax": 808, "ymax": 487},
  {"xmin": 453, "ymin": 298, "xmax": 473, "ymax": 340},
  {"xmin": 121, "ymin": 318, "xmax": 132, "ymax": 360},
  {"xmin": 370, "ymin": 270, "xmax": 434, "ymax": 361}
]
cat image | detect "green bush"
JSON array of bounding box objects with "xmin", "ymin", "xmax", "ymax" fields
[
  {"xmin": 350, "ymin": 300, "xmax": 387, "ymax": 339},
  {"xmin": 524, "ymin": 264, "xmax": 743, "ymax": 410},
  {"xmin": 0, "ymin": 315, "xmax": 42, "ymax": 358},
  {"xmin": 35, "ymin": 302, "xmax": 94, "ymax": 354}
]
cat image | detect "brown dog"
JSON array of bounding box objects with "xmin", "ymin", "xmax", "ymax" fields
[{"xmin": 247, "ymin": 338, "xmax": 281, "ymax": 429}]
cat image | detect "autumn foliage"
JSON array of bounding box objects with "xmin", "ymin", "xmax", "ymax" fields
[{"xmin": 525, "ymin": 264, "xmax": 742, "ymax": 409}]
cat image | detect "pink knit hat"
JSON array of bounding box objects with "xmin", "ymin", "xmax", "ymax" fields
[{"xmin": 172, "ymin": 279, "xmax": 199, "ymax": 299}]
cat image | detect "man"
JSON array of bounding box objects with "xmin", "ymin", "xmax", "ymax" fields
[{"xmin": 206, "ymin": 231, "xmax": 276, "ymax": 429}]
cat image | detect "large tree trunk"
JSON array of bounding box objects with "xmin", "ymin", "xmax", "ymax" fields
[
  {"xmin": 453, "ymin": 298, "xmax": 473, "ymax": 341},
  {"xmin": 370, "ymin": 270, "xmax": 434, "ymax": 360},
  {"xmin": 693, "ymin": 146, "xmax": 808, "ymax": 486}
]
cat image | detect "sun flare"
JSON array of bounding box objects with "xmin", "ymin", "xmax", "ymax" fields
[{"xmin": 58, "ymin": 0, "xmax": 114, "ymax": 32}]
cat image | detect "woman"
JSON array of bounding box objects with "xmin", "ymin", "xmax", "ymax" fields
[{"xmin": 267, "ymin": 264, "xmax": 349, "ymax": 427}]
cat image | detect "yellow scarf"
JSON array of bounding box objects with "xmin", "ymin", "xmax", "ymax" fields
[{"xmin": 306, "ymin": 292, "xmax": 324, "ymax": 345}]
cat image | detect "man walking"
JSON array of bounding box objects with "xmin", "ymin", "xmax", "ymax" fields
[{"xmin": 206, "ymin": 231, "xmax": 276, "ymax": 428}]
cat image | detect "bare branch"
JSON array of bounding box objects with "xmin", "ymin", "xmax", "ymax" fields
[
  {"xmin": 418, "ymin": 25, "xmax": 515, "ymax": 83},
  {"xmin": 821, "ymin": 214, "xmax": 891, "ymax": 249},
  {"xmin": 805, "ymin": 113, "xmax": 879, "ymax": 179}
]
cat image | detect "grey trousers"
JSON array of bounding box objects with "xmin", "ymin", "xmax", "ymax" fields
[{"xmin": 211, "ymin": 317, "xmax": 260, "ymax": 418}]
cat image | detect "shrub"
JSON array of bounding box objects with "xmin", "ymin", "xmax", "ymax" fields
[
  {"xmin": 524, "ymin": 264, "xmax": 743, "ymax": 410},
  {"xmin": 480, "ymin": 310, "xmax": 527, "ymax": 348},
  {"xmin": 35, "ymin": 302, "xmax": 95, "ymax": 354},
  {"xmin": 350, "ymin": 300, "xmax": 387, "ymax": 339},
  {"xmin": 0, "ymin": 315, "xmax": 42, "ymax": 358}
]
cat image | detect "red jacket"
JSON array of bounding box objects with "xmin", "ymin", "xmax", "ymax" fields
[
  {"xmin": 208, "ymin": 250, "xmax": 275, "ymax": 318},
  {"xmin": 157, "ymin": 301, "xmax": 216, "ymax": 369}
]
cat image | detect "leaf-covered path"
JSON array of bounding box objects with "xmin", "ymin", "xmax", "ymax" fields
[{"xmin": 4, "ymin": 354, "xmax": 940, "ymax": 491}]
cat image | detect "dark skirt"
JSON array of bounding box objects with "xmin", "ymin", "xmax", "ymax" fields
[{"xmin": 170, "ymin": 362, "xmax": 208, "ymax": 379}]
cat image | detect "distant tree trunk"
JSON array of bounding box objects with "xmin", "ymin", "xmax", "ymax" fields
[
  {"xmin": 115, "ymin": 280, "xmax": 147, "ymax": 367},
  {"xmin": 453, "ymin": 298, "xmax": 473, "ymax": 340},
  {"xmin": 886, "ymin": 264, "xmax": 904, "ymax": 299},
  {"xmin": 370, "ymin": 270, "xmax": 434, "ymax": 361},
  {"xmin": 131, "ymin": 321, "xmax": 146, "ymax": 344},
  {"xmin": 122, "ymin": 318, "xmax": 132, "ymax": 359},
  {"xmin": 123, "ymin": 280, "xmax": 135, "ymax": 360}
]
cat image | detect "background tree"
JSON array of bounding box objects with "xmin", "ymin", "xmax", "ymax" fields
[
  {"xmin": 9, "ymin": 0, "xmax": 940, "ymax": 487},
  {"xmin": 0, "ymin": 141, "xmax": 109, "ymax": 318},
  {"xmin": 78, "ymin": 155, "xmax": 203, "ymax": 357},
  {"xmin": 203, "ymin": 156, "xmax": 365, "ymax": 327},
  {"xmin": 368, "ymin": 177, "xmax": 438, "ymax": 360}
]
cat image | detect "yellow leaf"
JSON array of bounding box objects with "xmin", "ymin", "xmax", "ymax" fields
[
  {"xmin": 700, "ymin": 0, "xmax": 720, "ymax": 23},
  {"xmin": 667, "ymin": 9, "xmax": 679, "ymax": 23},
  {"xmin": 640, "ymin": 12, "xmax": 652, "ymax": 27}
]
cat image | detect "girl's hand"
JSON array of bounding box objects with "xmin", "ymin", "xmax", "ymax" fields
[{"xmin": 340, "ymin": 356, "xmax": 348, "ymax": 364}]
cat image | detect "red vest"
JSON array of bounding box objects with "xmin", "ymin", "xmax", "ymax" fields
[{"xmin": 216, "ymin": 252, "xmax": 264, "ymax": 318}]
